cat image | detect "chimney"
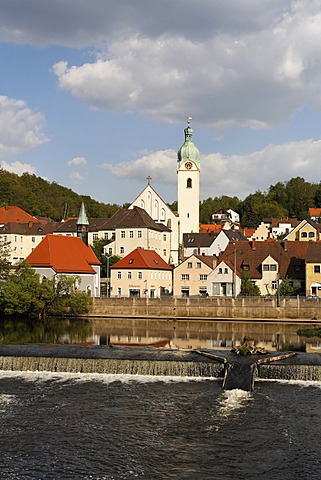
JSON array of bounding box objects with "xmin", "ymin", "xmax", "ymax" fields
[
  {"xmin": 28, "ymin": 221, "xmax": 33, "ymax": 228},
  {"xmin": 252, "ymin": 239, "xmax": 256, "ymax": 251},
  {"xmin": 283, "ymin": 239, "xmax": 288, "ymax": 251},
  {"xmin": 197, "ymin": 243, "xmax": 201, "ymax": 255}
]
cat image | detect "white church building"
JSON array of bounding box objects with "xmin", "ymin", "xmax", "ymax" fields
[{"xmin": 129, "ymin": 118, "xmax": 200, "ymax": 265}]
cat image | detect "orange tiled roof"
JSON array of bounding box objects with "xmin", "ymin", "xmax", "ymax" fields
[
  {"xmin": 309, "ymin": 208, "xmax": 321, "ymax": 217},
  {"xmin": 0, "ymin": 206, "xmax": 42, "ymax": 224},
  {"xmin": 26, "ymin": 234, "xmax": 101, "ymax": 274},
  {"xmin": 111, "ymin": 248, "xmax": 173, "ymax": 270},
  {"xmin": 199, "ymin": 224, "xmax": 223, "ymax": 233}
]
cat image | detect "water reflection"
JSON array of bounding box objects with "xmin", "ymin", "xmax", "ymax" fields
[{"xmin": 1, "ymin": 316, "xmax": 320, "ymax": 352}]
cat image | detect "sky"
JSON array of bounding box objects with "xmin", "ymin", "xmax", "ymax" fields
[{"xmin": 1, "ymin": 0, "xmax": 321, "ymax": 208}]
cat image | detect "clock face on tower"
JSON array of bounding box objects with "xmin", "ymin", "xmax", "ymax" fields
[{"xmin": 185, "ymin": 161, "xmax": 192, "ymax": 170}]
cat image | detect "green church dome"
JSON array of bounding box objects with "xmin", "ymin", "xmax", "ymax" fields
[{"xmin": 177, "ymin": 120, "xmax": 200, "ymax": 170}]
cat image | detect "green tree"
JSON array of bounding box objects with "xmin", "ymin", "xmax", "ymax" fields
[
  {"xmin": 285, "ymin": 177, "xmax": 316, "ymax": 219},
  {"xmin": 0, "ymin": 239, "xmax": 11, "ymax": 279},
  {"xmin": 92, "ymin": 238, "xmax": 111, "ymax": 277},
  {"xmin": 278, "ymin": 277, "xmax": 296, "ymax": 296},
  {"xmin": 240, "ymin": 274, "xmax": 261, "ymax": 296},
  {"xmin": 0, "ymin": 265, "xmax": 92, "ymax": 319}
]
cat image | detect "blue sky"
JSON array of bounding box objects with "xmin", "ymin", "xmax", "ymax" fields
[{"xmin": 1, "ymin": 0, "xmax": 321, "ymax": 207}]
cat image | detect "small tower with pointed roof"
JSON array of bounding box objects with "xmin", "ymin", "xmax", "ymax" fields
[
  {"xmin": 177, "ymin": 117, "xmax": 200, "ymax": 242},
  {"xmin": 77, "ymin": 202, "xmax": 89, "ymax": 245}
]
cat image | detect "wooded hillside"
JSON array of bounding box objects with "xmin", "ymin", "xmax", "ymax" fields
[{"xmin": 0, "ymin": 170, "xmax": 120, "ymax": 220}]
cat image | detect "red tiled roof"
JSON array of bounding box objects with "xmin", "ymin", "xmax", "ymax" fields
[
  {"xmin": 0, "ymin": 206, "xmax": 42, "ymax": 224},
  {"xmin": 26, "ymin": 234, "xmax": 101, "ymax": 274},
  {"xmin": 111, "ymin": 248, "xmax": 172, "ymax": 270}
]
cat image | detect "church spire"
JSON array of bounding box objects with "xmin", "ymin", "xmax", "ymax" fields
[
  {"xmin": 77, "ymin": 201, "xmax": 89, "ymax": 245},
  {"xmin": 177, "ymin": 116, "xmax": 200, "ymax": 170}
]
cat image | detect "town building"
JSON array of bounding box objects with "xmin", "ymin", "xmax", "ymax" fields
[
  {"xmin": 207, "ymin": 240, "xmax": 308, "ymax": 297},
  {"xmin": 110, "ymin": 248, "xmax": 173, "ymax": 298},
  {"xmin": 283, "ymin": 219, "xmax": 321, "ymax": 241},
  {"xmin": 173, "ymin": 254, "xmax": 216, "ymax": 297},
  {"xmin": 305, "ymin": 242, "xmax": 321, "ymax": 297}
]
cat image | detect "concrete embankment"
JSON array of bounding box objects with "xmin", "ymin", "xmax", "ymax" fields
[{"xmin": 91, "ymin": 296, "xmax": 321, "ymax": 321}]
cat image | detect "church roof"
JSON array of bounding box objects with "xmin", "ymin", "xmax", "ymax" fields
[
  {"xmin": 104, "ymin": 206, "xmax": 171, "ymax": 231},
  {"xmin": 26, "ymin": 234, "xmax": 100, "ymax": 274},
  {"xmin": 111, "ymin": 248, "xmax": 172, "ymax": 270}
]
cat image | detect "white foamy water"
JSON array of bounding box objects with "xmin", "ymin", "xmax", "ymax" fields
[
  {"xmin": 258, "ymin": 378, "xmax": 321, "ymax": 389},
  {"xmin": 0, "ymin": 369, "xmax": 218, "ymax": 385},
  {"xmin": 218, "ymin": 388, "xmax": 252, "ymax": 416}
]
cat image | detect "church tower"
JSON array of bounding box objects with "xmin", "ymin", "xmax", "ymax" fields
[{"xmin": 177, "ymin": 117, "xmax": 200, "ymax": 242}]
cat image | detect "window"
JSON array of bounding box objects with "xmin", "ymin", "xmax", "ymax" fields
[
  {"xmin": 14, "ymin": 236, "xmax": 17, "ymax": 242},
  {"xmin": 117, "ymin": 272, "xmax": 122, "ymax": 279},
  {"xmin": 138, "ymin": 272, "xmax": 142, "ymax": 279},
  {"xmin": 224, "ymin": 268, "xmax": 228, "ymax": 274},
  {"xmin": 218, "ymin": 268, "xmax": 222, "ymax": 274},
  {"xmin": 181, "ymin": 274, "xmax": 190, "ymax": 280},
  {"xmin": 196, "ymin": 262, "xmax": 201, "ymax": 269},
  {"xmin": 199, "ymin": 274, "xmax": 208, "ymax": 280},
  {"xmin": 117, "ymin": 288, "xmax": 122, "ymax": 296},
  {"xmin": 93, "ymin": 233, "xmax": 98, "ymax": 240},
  {"xmin": 309, "ymin": 231, "xmax": 315, "ymax": 238},
  {"xmin": 187, "ymin": 262, "xmax": 192, "ymax": 269},
  {"xmin": 272, "ymin": 281, "xmax": 277, "ymax": 289},
  {"xmin": 163, "ymin": 249, "xmax": 167, "ymax": 256},
  {"xmin": 108, "ymin": 247, "xmax": 112, "ymax": 255},
  {"xmin": 32, "ymin": 237, "xmax": 35, "ymax": 243},
  {"xmin": 127, "ymin": 272, "xmax": 132, "ymax": 279},
  {"xmin": 301, "ymin": 232, "xmax": 308, "ymax": 238},
  {"xmin": 104, "ymin": 233, "xmax": 108, "ymax": 240},
  {"xmin": 242, "ymin": 264, "xmax": 249, "ymax": 271},
  {"xmin": 120, "ymin": 246, "xmax": 124, "ymax": 254},
  {"xmin": 138, "ymin": 230, "xmax": 142, "ymax": 238},
  {"xmin": 163, "ymin": 234, "xmax": 166, "ymax": 241},
  {"xmin": 187, "ymin": 178, "xmax": 192, "ymax": 188},
  {"xmin": 294, "ymin": 265, "xmax": 301, "ymax": 271},
  {"xmin": 129, "ymin": 230, "xmax": 134, "ymax": 238},
  {"xmin": 121, "ymin": 231, "xmax": 125, "ymax": 238},
  {"xmin": 314, "ymin": 265, "xmax": 321, "ymax": 274},
  {"xmin": 263, "ymin": 265, "xmax": 269, "ymax": 271},
  {"xmin": 270, "ymin": 264, "xmax": 277, "ymax": 271}
]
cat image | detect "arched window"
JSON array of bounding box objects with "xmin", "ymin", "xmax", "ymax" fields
[
  {"xmin": 160, "ymin": 208, "xmax": 166, "ymax": 222},
  {"xmin": 187, "ymin": 178, "xmax": 192, "ymax": 188},
  {"xmin": 154, "ymin": 200, "xmax": 159, "ymax": 220},
  {"xmin": 140, "ymin": 199, "xmax": 145, "ymax": 209}
]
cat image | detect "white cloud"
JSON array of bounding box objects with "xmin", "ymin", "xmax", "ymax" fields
[
  {"xmin": 101, "ymin": 138, "xmax": 321, "ymax": 200},
  {"xmin": 69, "ymin": 171, "xmax": 85, "ymax": 183},
  {"xmin": 51, "ymin": 1, "xmax": 321, "ymax": 130},
  {"xmin": 100, "ymin": 150, "xmax": 176, "ymax": 183},
  {"xmin": 68, "ymin": 156, "xmax": 87, "ymax": 167},
  {"xmin": 0, "ymin": 96, "xmax": 48, "ymax": 157},
  {"xmin": 0, "ymin": 160, "xmax": 37, "ymax": 176}
]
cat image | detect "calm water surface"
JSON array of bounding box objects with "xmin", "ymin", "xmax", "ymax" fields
[{"xmin": 0, "ymin": 372, "xmax": 320, "ymax": 480}]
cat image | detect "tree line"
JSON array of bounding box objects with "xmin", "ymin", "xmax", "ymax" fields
[
  {"xmin": 199, "ymin": 177, "xmax": 321, "ymax": 227},
  {"xmin": 0, "ymin": 169, "xmax": 320, "ymax": 227}
]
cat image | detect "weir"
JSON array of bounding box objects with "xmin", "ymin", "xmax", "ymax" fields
[{"xmin": 0, "ymin": 346, "xmax": 320, "ymax": 388}]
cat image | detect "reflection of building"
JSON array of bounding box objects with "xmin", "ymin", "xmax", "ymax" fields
[{"xmin": 110, "ymin": 248, "xmax": 173, "ymax": 298}]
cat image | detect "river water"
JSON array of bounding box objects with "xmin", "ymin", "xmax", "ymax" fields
[{"xmin": 0, "ymin": 371, "xmax": 320, "ymax": 480}]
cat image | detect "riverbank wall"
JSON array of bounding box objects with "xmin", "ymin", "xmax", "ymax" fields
[{"xmin": 91, "ymin": 297, "xmax": 321, "ymax": 321}]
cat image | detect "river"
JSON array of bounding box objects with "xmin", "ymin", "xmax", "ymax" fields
[
  {"xmin": 0, "ymin": 317, "xmax": 320, "ymax": 479},
  {"xmin": 0, "ymin": 372, "xmax": 320, "ymax": 479}
]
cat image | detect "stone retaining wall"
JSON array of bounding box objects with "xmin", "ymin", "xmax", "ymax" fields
[{"xmin": 91, "ymin": 296, "xmax": 321, "ymax": 321}]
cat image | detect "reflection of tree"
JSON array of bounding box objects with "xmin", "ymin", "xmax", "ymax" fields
[{"xmin": 0, "ymin": 317, "xmax": 93, "ymax": 345}]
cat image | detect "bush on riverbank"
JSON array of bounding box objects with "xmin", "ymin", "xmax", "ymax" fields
[{"xmin": 0, "ymin": 263, "xmax": 92, "ymax": 319}]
